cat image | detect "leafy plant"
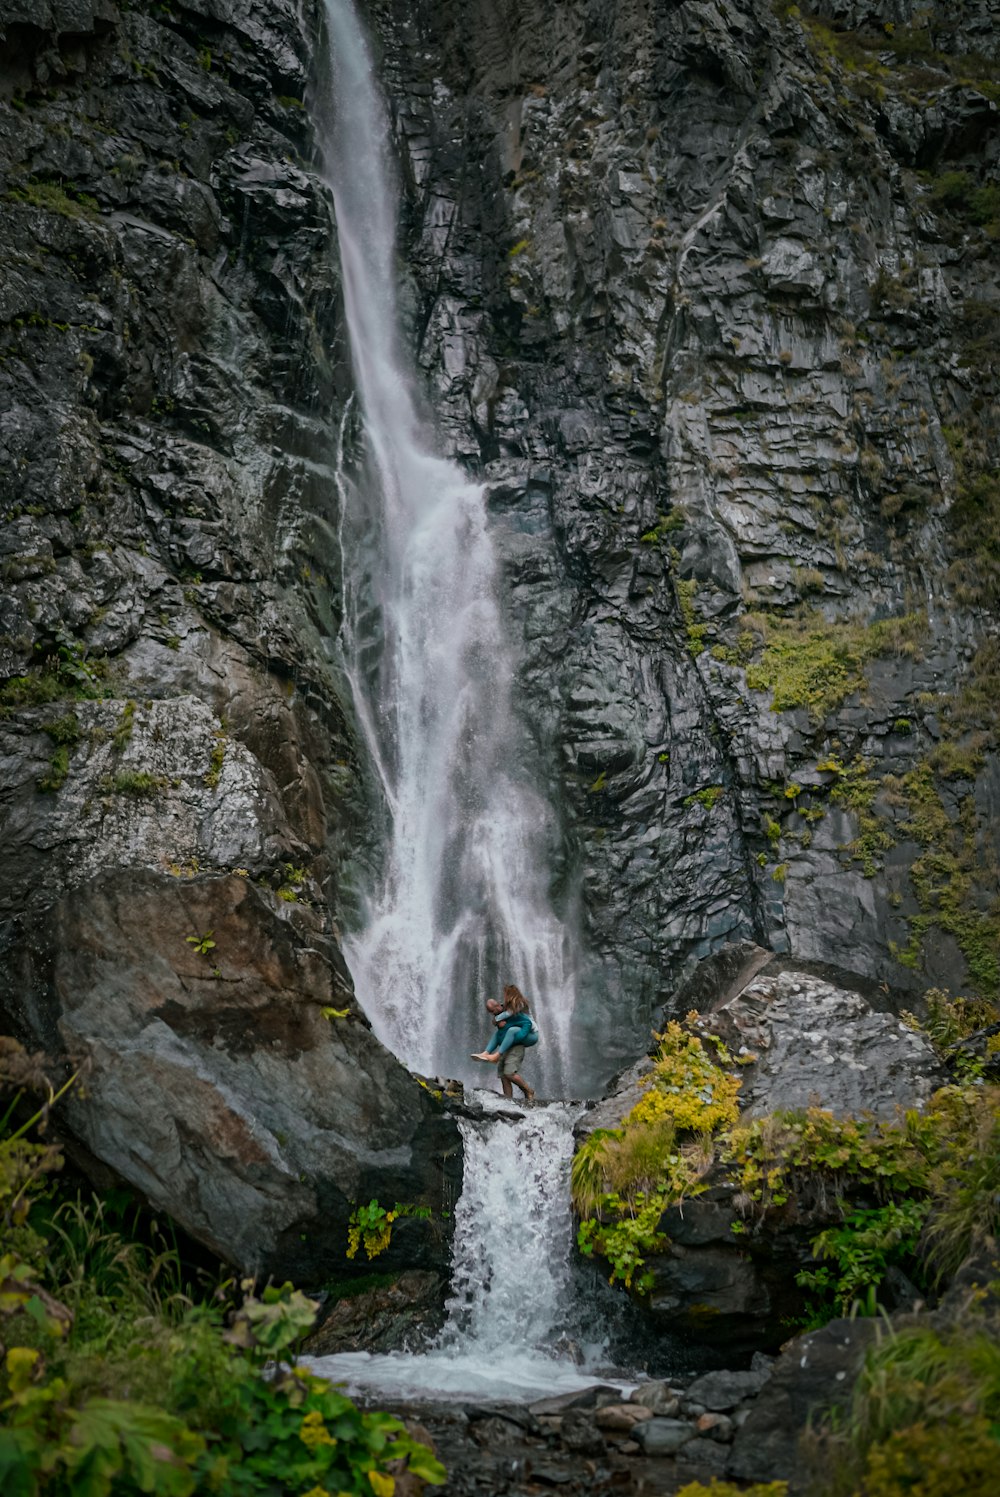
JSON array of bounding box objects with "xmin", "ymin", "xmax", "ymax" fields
[
  {"xmin": 185, "ymin": 932, "xmax": 215, "ymax": 958},
  {"xmin": 808, "ymin": 1323, "xmax": 1000, "ymax": 1496},
  {"xmin": 0, "ymin": 1039, "xmax": 447, "ymax": 1496},
  {"xmin": 346, "ymin": 1200, "xmax": 433, "ymax": 1261},
  {"xmin": 795, "ymin": 1201, "xmax": 929, "ymax": 1321},
  {"xmin": 572, "ymin": 1024, "xmax": 740, "ymax": 1287}
]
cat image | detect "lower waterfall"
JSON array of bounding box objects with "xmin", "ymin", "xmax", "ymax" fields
[{"xmin": 305, "ymin": 1101, "xmax": 631, "ymax": 1401}]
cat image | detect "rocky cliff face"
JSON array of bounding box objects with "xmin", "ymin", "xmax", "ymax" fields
[
  {"xmin": 1, "ymin": 0, "xmax": 999, "ymax": 1260},
  {"xmin": 371, "ymin": 0, "xmax": 1000, "ymax": 1069},
  {"xmin": 0, "ymin": 0, "xmax": 460, "ymax": 1279}
]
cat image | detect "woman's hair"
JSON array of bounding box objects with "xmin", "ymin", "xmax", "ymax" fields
[{"xmin": 503, "ymin": 984, "xmax": 528, "ymax": 1014}]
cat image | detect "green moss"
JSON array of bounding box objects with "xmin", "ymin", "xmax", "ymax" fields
[
  {"xmin": 0, "ymin": 674, "xmax": 68, "ymax": 710},
  {"xmin": 744, "ymin": 610, "xmax": 925, "ymax": 722},
  {"xmin": 677, "ymin": 578, "xmax": 707, "ymax": 656},
  {"xmin": 320, "ymin": 1271, "xmax": 398, "ymax": 1304},
  {"xmin": 639, "ymin": 511, "xmax": 685, "ymax": 544},
  {"xmin": 204, "ymin": 732, "xmax": 226, "ymax": 789},
  {"xmin": 830, "ymin": 757, "xmax": 895, "ymax": 877},
  {"xmin": 111, "ymin": 770, "xmax": 162, "ymax": 798},
  {"xmin": 886, "ymin": 762, "xmax": 1000, "ymax": 998},
  {"xmin": 35, "ymin": 712, "xmax": 82, "ymax": 793},
  {"xmin": 5, "ymin": 179, "xmax": 100, "ymax": 219},
  {"xmin": 683, "ymin": 785, "xmax": 725, "ymax": 812},
  {"xmin": 37, "ymin": 745, "xmax": 70, "ymax": 794},
  {"xmin": 112, "ymin": 700, "xmax": 136, "ymax": 752},
  {"xmin": 943, "ymin": 416, "xmax": 1000, "ymax": 607}
]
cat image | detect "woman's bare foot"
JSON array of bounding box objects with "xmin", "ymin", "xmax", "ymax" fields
[{"xmin": 471, "ymin": 1051, "xmax": 498, "ymax": 1062}]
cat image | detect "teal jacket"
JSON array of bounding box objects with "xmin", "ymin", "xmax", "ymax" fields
[{"xmin": 490, "ymin": 1010, "xmax": 539, "ymax": 1055}]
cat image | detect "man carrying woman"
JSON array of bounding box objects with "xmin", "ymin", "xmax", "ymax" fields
[{"xmin": 472, "ymin": 983, "xmax": 537, "ymax": 1102}]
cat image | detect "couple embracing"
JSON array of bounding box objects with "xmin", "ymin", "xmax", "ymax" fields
[{"xmin": 471, "ymin": 983, "xmax": 538, "ymax": 1102}]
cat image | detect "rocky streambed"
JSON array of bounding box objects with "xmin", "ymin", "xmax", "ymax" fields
[{"xmin": 352, "ymin": 1332, "xmax": 867, "ymax": 1496}]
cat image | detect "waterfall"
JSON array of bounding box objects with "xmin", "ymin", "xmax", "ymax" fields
[
  {"xmin": 305, "ymin": 1104, "xmax": 631, "ymax": 1401},
  {"xmin": 317, "ymin": 0, "xmax": 578, "ymax": 1097}
]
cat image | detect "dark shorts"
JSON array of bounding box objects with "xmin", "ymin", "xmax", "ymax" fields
[{"xmin": 497, "ymin": 1043, "xmax": 526, "ymax": 1077}]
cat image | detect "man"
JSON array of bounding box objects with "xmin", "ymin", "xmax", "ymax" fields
[{"xmin": 475, "ymin": 994, "xmax": 535, "ymax": 1102}]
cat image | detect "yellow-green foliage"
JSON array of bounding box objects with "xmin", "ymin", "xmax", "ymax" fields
[
  {"xmin": 887, "ymin": 761, "xmax": 1000, "ymax": 998},
  {"xmin": 0, "ymin": 1041, "xmax": 446, "ymax": 1495},
  {"xmin": 811, "ymin": 1325, "xmax": 1000, "ymax": 1497},
  {"xmin": 744, "ymin": 610, "xmax": 925, "ymax": 721},
  {"xmin": 630, "ymin": 1023, "xmax": 742, "ymax": 1134},
  {"xmin": 677, "ymin": 1484, "xmax": 787, "ymax": 1497},
  {"xmin": 725, "ymin": 1086, "xmax": 1000, "ymax": 1280},
  {"xmin": 829, "ymin": 756, "xmax": 895, "ymax": 877},
  {"xmin": 573, "ymin": 1023, "xmax": 740, "ymax": 1288},
  {"xmin": 943, "ymin": 417, "xmax": 1000, "ymax": 607},
  {"xmin": 677, "ymin": 578, "xmax": 708, "ymax": 656},
  {"xmin": 570, "ymin": 1120, "xmax": 682, "ymax": 1218}
]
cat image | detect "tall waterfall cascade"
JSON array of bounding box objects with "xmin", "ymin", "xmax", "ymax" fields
[
  {"xmin": 318, "ymin": 0, "xmax": 578, "ymax": 1095},
  {"xmin": 306, "ymin": 1101, "xmax": 628, "ymax": 1401}
]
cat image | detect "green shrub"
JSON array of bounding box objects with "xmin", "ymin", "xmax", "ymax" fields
[
  {"xmin": 743, "ymin": 610, "xmax": 925, "ymax": 721},
  {"xmin": 810, "ymin": 1325, "xmax": 1000, "ymax": 1496},
  {"xmin": 0, "ymin": 1040, "xmax": 446, "ymax": 1497}
]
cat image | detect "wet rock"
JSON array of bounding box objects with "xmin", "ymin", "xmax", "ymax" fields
[
  {"xmin": 677, "ymin": 1436, "xmax": 731, "ymax": 1473},
  {"xmin": 629, "ymin": 1380, "xmax": 681, "ymax": 1416},
  {"xmin": 633, "ymin": 1417, "xmax": 696, "ymax": 1456},
  {"xmin": 727, "ymin": 1318, "xmax": 881, "ymax": 1488},
  {"xmin": 594, "ymin": 1403, "xmax": 652, "ymax": 1432},
  {"xmin": 557, "ymin": 1409, "xmax": 606, "ymax": 1455},
  {"xmin": 684, "ymin": 1367, "xmax": 773, "ymax": 1412},
  {"xmin": 696, "ymin": 1412, "xmax": 734, "ymax": 1442},
  {"xmin": 529, "ymin": 1385, "xmax": 623, "ymax": 1416},
  {"xmin": 0, "ymin": 869, "xmax": 461, "ymax": 1281},
  {"xmin": 306, "ymin": 1271, "xmax": 446, "ymax": 1356}
]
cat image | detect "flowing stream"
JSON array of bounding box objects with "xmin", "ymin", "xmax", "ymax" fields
[
  {"xmin": 310, "ymin": 0, "xmax": 630, "ymax": 1403},
  {"xmin": 318, "ymin": 0, "xmax": 577, "ymax": 1097},
  {"xmin": 305, "ymin": 1099, "xmax": 632, "ymax": 1401}
]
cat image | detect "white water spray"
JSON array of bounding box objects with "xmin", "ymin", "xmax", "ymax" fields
[
  {"xmin": 318, "ymin": 0, "xmax": 577, "ymax": 1093},
  {"xmin": 306, "ymin": 1103, "xmax": 628, "ymax": 1401}
]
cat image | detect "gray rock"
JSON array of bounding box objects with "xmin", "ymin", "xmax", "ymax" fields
[
  {"xmin": 727, "ymin": 1319, "xmax": 881, "ymax": 1488},
  {"xmin": 633, "ymin": 1417, "xmax": 697, "ymax": 1456},
  {"xmin": 557, "ymin": 1410, "xmax": 606, "ymax": 1456},
  {"xmin": 677, "ymin": 1436, "xmax": 731, "ymax": 1472},
  {"xmin": 629, "ymin": 1380, "xmax": 680, "ymax": 1416},
  {"xmin": 0, "ymin": 869, "xmax": 461, "ymax": 1282},
  {"xmin": 695, "ymin": 965, "xmax": 943, "ymax": 1118},
  {"xmin": 684, "ymin": 1368, "xmax": 772, "ymax": 1412}
]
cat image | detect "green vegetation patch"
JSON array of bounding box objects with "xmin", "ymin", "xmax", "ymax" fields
[
  {"xmin": 5, "ymin": 178, "xmax": 100, "ymax": 220},
  {"xmin": 886, "ymin": 761, "xmax": 1000, "ymax": 998},
  {"xmin": 809, "ymin": 1324, "xmax": 1000, "ymax": 1496},
  {"xmin": 744, "ymin": 610, "xmax": 926, "ymax": 721},
  {"xmin": 0, "ymin": 1040, "xmax": 446, "ymax": 1496}
]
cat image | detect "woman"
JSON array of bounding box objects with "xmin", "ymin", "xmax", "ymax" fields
[{"xmin": 472, "ymin": 984, "xmax": 536, "ymax": 1101}]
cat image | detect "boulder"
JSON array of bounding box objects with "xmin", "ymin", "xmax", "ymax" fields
[
  {"xmin": 694, "ymin": 962, "xmax": 943, "ymax": 1118},
  {"xmin": 684, "ymin": 1367, "xmax": 772, "ymax": 1412},
  {"xmin": 634, "ymin": 1417, "xmax": 696, "ymax": 1456},
  {"xmin": 584, "ymin": 958, "xmax": 944, "ymax": 1351},
  {"xmin": 0, "ymin": 869, "xmax": 462, "ymax": 1282},
  {"xmin": 726, "ymin": 1318, "xmax": 881, "ymax": 1489},
  {"xmin": 594, "ymin": 1403, "xmax": 652, "ymax": 1432},
  {"xmin": 305, "ymin": 1271, "xmax": 447, "ymax": 1355}
]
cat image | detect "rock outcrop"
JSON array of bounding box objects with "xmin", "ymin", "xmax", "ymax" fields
[
  {"xmin": 0, "ymin": 866, "xmax": 462, "ymax": 1280},
  {"xmin": 0, "ymin": 0, "xmax": 461, "ymax": 1277},
  {"xmin": 577, "ymin": 950, "xmax": 942, "ymax": 1351},
  {"xmin": 372, "ymin": 0, "xmax": 1000, "ymax": 1078}
]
